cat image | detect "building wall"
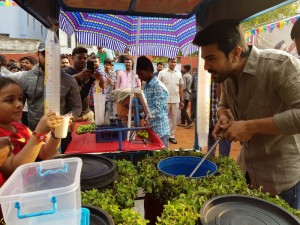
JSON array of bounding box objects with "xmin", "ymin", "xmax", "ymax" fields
[
  {"xmin": 0, "ymin": 5, "xmax": 46, "ymax": 41},
  {"xmin": 59, "ymin": 30, "xmax": 96, "ymax": 55}
]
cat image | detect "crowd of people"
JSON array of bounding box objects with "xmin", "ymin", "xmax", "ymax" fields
[
  {"xmin": 0, "ymin": 42, "xmax": 198, "ymax": 150},
  {"xmin": 0, "ymin": 18, "xmax": 300, "ymax": 216}
]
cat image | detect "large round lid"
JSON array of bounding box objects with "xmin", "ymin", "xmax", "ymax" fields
[
  {"xmin": 83, "ymin": 205, "xmax": 115, "ymax": 225},
  {"xmin": 55, "ymin": 154, "xmax": 118, "ymax": 190},
  {"xmin": 200, "ymin": 194, "xmax": 300, "ymax": 225}
]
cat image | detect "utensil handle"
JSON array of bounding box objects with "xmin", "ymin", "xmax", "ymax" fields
[{"xmin": 189, "ymin": 137, "xmax": 221, "ymax": 178}]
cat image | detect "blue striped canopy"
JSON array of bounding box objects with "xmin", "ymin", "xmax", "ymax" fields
[{"xmin": 60, "ymin": 10, "xmax": 198, "ymax": 58}]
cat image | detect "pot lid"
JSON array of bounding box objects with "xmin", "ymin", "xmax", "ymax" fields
[{"xmin": 200, "ymin": 194, "xmax": 300, "ymax": 225}]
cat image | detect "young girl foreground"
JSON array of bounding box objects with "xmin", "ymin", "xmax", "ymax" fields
[{"xmin": 0, "ymin": 77, "xmax": 64, "ymax": 185}]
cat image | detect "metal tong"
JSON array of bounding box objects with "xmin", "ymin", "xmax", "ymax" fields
[{"xmin": 189, "ymin": 133, "xmax": 223, "ymax": 178}]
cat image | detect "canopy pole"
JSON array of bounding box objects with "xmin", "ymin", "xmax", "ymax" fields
[
  {"xmin": 193, "ymin": 48, "xmax": 200, "ymax": 150},
  {"xmin": 127, "ymin": 16, "xmax": 141, "ymax": 140}
]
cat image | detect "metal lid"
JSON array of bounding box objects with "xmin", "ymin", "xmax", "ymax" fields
[{"xmin": 200, "ymin": 194, "xmax": 300, "ymax": 225}]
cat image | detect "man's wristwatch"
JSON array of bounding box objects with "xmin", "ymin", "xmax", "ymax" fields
[{"xmin": 32, "ymin": 131, "xmax": 47, "ymax": 142}]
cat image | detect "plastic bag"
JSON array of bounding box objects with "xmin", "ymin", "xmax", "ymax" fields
[{"xmin": 94, "ymin": 82, "xmax": 106, "ymax": 125}]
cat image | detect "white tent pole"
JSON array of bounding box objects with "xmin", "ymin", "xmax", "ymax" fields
[{"xmin": 127, "ymin": 16, "xmax": 141, "ymax": 140}]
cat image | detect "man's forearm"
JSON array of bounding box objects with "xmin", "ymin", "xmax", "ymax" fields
[{"xmin": 247, "ymin": 117, "xmax": 281, "ymax": 135}]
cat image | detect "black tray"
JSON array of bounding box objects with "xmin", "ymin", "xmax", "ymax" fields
[
  {"xmin": 83, "ymin": 205, "xmax": 114, "ymax": 225},
  {"xmin": 54, "ymin": 154, "xmax": 118, "ymax": 190},
  {"xmin": 200, "ymin": 194, "xmax": 300, "ymax": 225}
]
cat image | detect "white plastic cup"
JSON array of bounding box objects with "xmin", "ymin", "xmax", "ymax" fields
[{"xmin": 55, "ymin": 115, "xmax": 71, "ymax": 138}]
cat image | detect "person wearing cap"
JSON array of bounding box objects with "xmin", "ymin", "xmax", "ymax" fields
[
  {"xmin": 193, "ymin": 19, "xmax": 300, "ymax": 209},
  {"xmin": 18, "ymin": 42, "xmax": 82, "ymax": 153}
]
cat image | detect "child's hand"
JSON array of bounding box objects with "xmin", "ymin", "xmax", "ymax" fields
[
  {"xmin": 35, "ymin": 112, "xmax": 64, "ymax": 134},
  {"xmin": 0, "ymin": 137, "xmax": 11, "ymax": 166}
]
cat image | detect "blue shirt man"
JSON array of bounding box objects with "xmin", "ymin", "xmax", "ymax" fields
[{"xmin": 136, "ymin": 56, "xmax": 170, "ymax": 147}]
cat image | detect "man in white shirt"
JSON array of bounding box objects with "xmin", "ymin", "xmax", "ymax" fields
[{"xmin": 158, "ymin": 58, "xmax": 184, "ymax": 144}]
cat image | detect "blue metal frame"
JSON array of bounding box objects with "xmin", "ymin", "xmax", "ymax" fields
[{"xmin": 94, "ymin": 126, "xmax": 152, "ymax": 151}]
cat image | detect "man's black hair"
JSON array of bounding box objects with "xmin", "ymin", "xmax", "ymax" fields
[
  {"xmin": 72, "ymin": 47, "xmax": 88, "ymax": 56},
  {"xmin": 193, "ymin": 19, "xmax": 249, "ymax": 58},
  {"xmin": 104, "ymin": 58, "xmax": 113, "ymax": 65},
  {"xmin": 9, "ymin": 64, "xmax": 20, "ymax": 72},
  {"xmin": 124, "ymin": 56, "xmax": 132, "ymax": 61},
  {"xmin": 167, "ymin": 58, "xmax": 176, "ymax": 62},
  {"xmin": 157, "ymin": 62, "xmax": 164, "ymax": 66},
  {"xmin": 137, "ymin": 56, "xmax": 154, "ymax": 73},
  {"xmin": 291, "ymin": 19, "xmax": 300, "ymax": 40},
  {"xmin": 22, "ymin": 56, "xmax": 37, "ymax": 65},
  {"xmin": 183, "ymin": 64, "xmax": 191, "ymax": 72},
  {"xmin": 90, "ymin": 55, "xmax": 100, "ymax": 61},
  {"xmin": 0, "ymin": 55, "xmax": 7, "ymax": 67}
]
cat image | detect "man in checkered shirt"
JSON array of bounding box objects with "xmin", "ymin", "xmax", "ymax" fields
[
  {"xmin": 136, "ymin": 56, "xmax": 170, "ymax": 147},
  {"xmin": 208, "ymin": 82, "xmax": 231, "ymax": 156}
]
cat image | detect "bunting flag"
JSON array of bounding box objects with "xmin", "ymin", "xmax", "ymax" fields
[
  {"xmin": 291, "ymin": 17, "xmax": 297, "ymax": 24},
  {"xmin": 5, "ymin": 0, "xmax": 11, "ymax": 6},
  {"xmin": 0, "ymin": 1, "xmax": 17, "ymax": 6},
  {"xmin": 251, "ymin": 29, "xmax": 256, "ymax": 35},
  {"xmin": 269, "ymin": 24, "xmax": 276, "ymax": 33},
  {"xmin": 263, "ymin": 26, "xmax": 267, "ymax": 32},
  {"xmin": 245, "ymin": 35, "xmax": 254, "ymax": 45},
  {"xmin": 246, "ymin": 15, "xmax": 299, "ymax": 37},
  {"xmin": 259, "ymin": 27, "xmax": 264, "ymax": 33}
]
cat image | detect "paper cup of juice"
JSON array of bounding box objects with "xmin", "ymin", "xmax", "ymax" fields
[{"xmin": 55, "ymin": 115, "xmax": 71, "ymax": 138}]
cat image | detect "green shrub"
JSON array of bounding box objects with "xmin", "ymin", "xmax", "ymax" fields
[{"xmin": 137, "ymin": 149, "xmax": 299, "ymax": 224}]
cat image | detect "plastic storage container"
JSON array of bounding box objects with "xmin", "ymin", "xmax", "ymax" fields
[
  {"xmin": 96, "ymin": 119, "xmax": 126, "ymax": 143},
  {"xmin": 0, "ymin": 158, "xmax": 83, "ymax": 225}
]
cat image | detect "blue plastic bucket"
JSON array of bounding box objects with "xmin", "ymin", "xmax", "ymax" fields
[{"xmin": 157, "ymin": 156, "xmax": 218, "ymax": 178}]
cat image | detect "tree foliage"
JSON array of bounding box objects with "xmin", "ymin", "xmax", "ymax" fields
[{"xmin": 241, "ymin": 1, "xmax": 299, "ymax": 31}]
